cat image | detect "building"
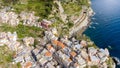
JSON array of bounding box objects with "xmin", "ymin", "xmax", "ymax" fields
[
  {"xmin": 89, "ymin": 55, "xmax": 100, "ymax": 65},
  {"xmin": 24, "ymin": 61, "xmax": 32, "ymax": 68},
  {"xmin": 88, "ymin": 47, "xmax": 97, "ymax": 56},
  {"xmin": 23, "ymin": 37, "xmax": 34, "ymax": 46},
  {"xmin": 41, "ymin": 19, "xmax": 52, "ymax": 29},
  {"xmin": 80, "ymin": 40, "xmax": 87, "ymax": 47},
  {"xmin": 46, "ymin": 44, "xmax": 55, "ymax": 53}
]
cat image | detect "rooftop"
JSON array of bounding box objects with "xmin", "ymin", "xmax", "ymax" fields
[
  {"xmin": 45, "ymin": 51, "xmax": 52, "ymax": 57},
  {"xmin": 70, "ymin": 51, "xmax": 77, "ymax": 57}
]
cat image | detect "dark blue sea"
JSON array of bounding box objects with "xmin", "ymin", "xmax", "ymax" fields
[{"xmin": 84, "ymin": 0, "xmax": 120, "ymax": 67}]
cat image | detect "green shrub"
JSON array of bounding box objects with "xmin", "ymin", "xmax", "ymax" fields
[
  {"xmin": 0, "ymin": 46, "xmax": 13, "ymax": 64},
  {"xmin": 67, "ymin": 22, "xmax": 74, "ymax": 28}
]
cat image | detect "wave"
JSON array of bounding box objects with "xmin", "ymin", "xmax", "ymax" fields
[
  {"xmin": 92, "ymin": 17, "xmax": 96, "ymax": 20},
  {"xmin": 88, "ymin": 25, "xmax": 96, "ymax": 29},
  {"xmin": 94, "ymin": 22, "xmax": 99, "ymax": 25}
]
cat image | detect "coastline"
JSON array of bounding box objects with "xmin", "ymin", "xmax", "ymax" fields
[
  {"xmin": 70, "ymin": 1, "xmax": 116, "ymax": 67},
  {"xmin": 69, "ymin": 7, "xmax": 94, "ymax": 37}
]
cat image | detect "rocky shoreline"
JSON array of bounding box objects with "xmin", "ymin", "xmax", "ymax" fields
[
  {"xmin": 69, "ymin": 1, "xmax": 116, "ymax": 68},
  {"xmin": 69, "ymin": 6, "xmax": 94, "ymax": 37}
]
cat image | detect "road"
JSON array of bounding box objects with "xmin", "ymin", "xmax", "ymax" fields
[{"xmin": 69, "ymin": 10, "xmax": 88, "ymax": 36}]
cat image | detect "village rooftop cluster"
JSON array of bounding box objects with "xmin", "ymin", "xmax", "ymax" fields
[
  {"xmin": 0, "ymin": 6, "xmax": 114, "ymax": 68},
  {"xmin": 0, "ymin": 7, "xmax": 52, "ymax": 28},
  {"xmin": 0, "ymin": 28, "xmax": 110, "ymax": 68}
]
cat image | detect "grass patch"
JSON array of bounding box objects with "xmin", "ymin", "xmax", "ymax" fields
[
  {"xmin": 1, "ymin": 0, "xmax": 53, "ymax": 19},
  {"xmin": 12, "ymin": 0, "xmax": 53, "ymax": 19},
  {"xmin": 0, "ymin": 46, "xmax": 13, "ymax": 66},
  {"xmin": 0, "ymin": 46, "xmax": 13, "ymax": 63},
  {"xmin": 0, "ymin": 45, "xmax": 21, "ymax": 68},
  {"xmin": 61, "ymin": 0, "xmax": 90, "ymax": 15},
  {"xmin": 0, "ymin": 23, "xmax": 44, "ymax": 38},
  {"xmin": 62, "ymin": 2, "xmax": 82, "ymax": 15},
  {"xmin": 90, "ymin": 65, "xmax": 98, "ymax": 68},
  {"xmin": 16, "ymin": 62, "xmax": 21, "ymax": 68},
  {"xmin": 106, "ymin": 57, "xmax": 115, "ymax": 68},
  {"xmin": 79, "ymin": 0, "xmax": 90, "ymax": 7}
]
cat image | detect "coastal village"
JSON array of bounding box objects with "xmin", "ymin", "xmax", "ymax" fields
[
  {"xmin": 0, "ymin": 0, "xmax": 116, "ymax": 68},
  {"xmin": 0, "ymin": 10, "xmax": 115, "ymax": 67},
  {"xmin": 0, "ymin": 29, "xmax": 113, "ymax": 68}
]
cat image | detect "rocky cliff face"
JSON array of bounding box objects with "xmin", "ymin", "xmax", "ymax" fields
[{"xmin": 52, "ymin": 0, "xmax": 94, "ymax": 36}]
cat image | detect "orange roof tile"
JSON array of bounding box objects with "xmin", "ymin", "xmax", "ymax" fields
[
  {"xmin": 74, "ymin": 63, "xmax": 79, "ymax": 67},
  {"xmin": 52, "ymin": 40, "xmax": 58, "ymax": 45},
  {"xmin": 86, "ymin": 56, "xmax": 91, "ymax": 62},
  {"xmin": 80, "ymin": 40, "xmax": 87, "ymax": 46},
  {"xmin": 47, "ymin": 44, "xmax": 52, "ymax": 50},
  {"xmin": 52, "ymin": 40, "xmax": 66, "ymax": 48},
  {"xmin": 57, "ymin": 41, "xmax": 65, "ymax": 49},
  {"xmin": 24, "ymin": 61, "xmax": 32, "ymax": 68},
  {"xmin": 68, "ymin": 58, "xmax": 72, "ymax": 62},
  {"xmin": 70, "ymin": 51, "xmax": 77, "ymax": 57},
  {"xmin": 45, "ymin": 51, "xmax": 52, "ymax": 57}
]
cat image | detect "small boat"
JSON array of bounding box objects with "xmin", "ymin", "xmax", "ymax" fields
[{"xmin": 108, "ymin": 45, "xmax": 112, "ymax": 49}]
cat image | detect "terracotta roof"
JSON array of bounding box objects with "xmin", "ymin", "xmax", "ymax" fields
[
  {"xmin": 52, "ymin": 40, "xmax": 65, "ymax": 48},
  {"xmin": 52, "ymin": 40, "xmax": 58, "ymax": 45},
  {"xmin": 24, "ymin": 61, "xmax": 32, "ymax": 68},
  {"xmin": 70, "ymin": 51, "xmax": 77, "ymax": 57},
  {"xmin": 74, "ymin": 62, "xmax": 79, "ymax": 67},
  {"xmin": 80, "ymin": 40, "xmax": 87, "ymax": 46},
  {"xmin": 86, "ymin": 56, "xmax": 91, "ymax": 62},
  {"xmin": 45, "ymin": 51, "xmax": 52, "ymax": 57},
  {"xmin": 47, "ymin": 44, "xmax": 52, "ymax": 50},
  {"xmin": 68, "ymin": 58, "xmax": 72, "ymax": 62},
  {"xmin": 57, "ymin": 41, "xmax": 65, "ymax": 49}
]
